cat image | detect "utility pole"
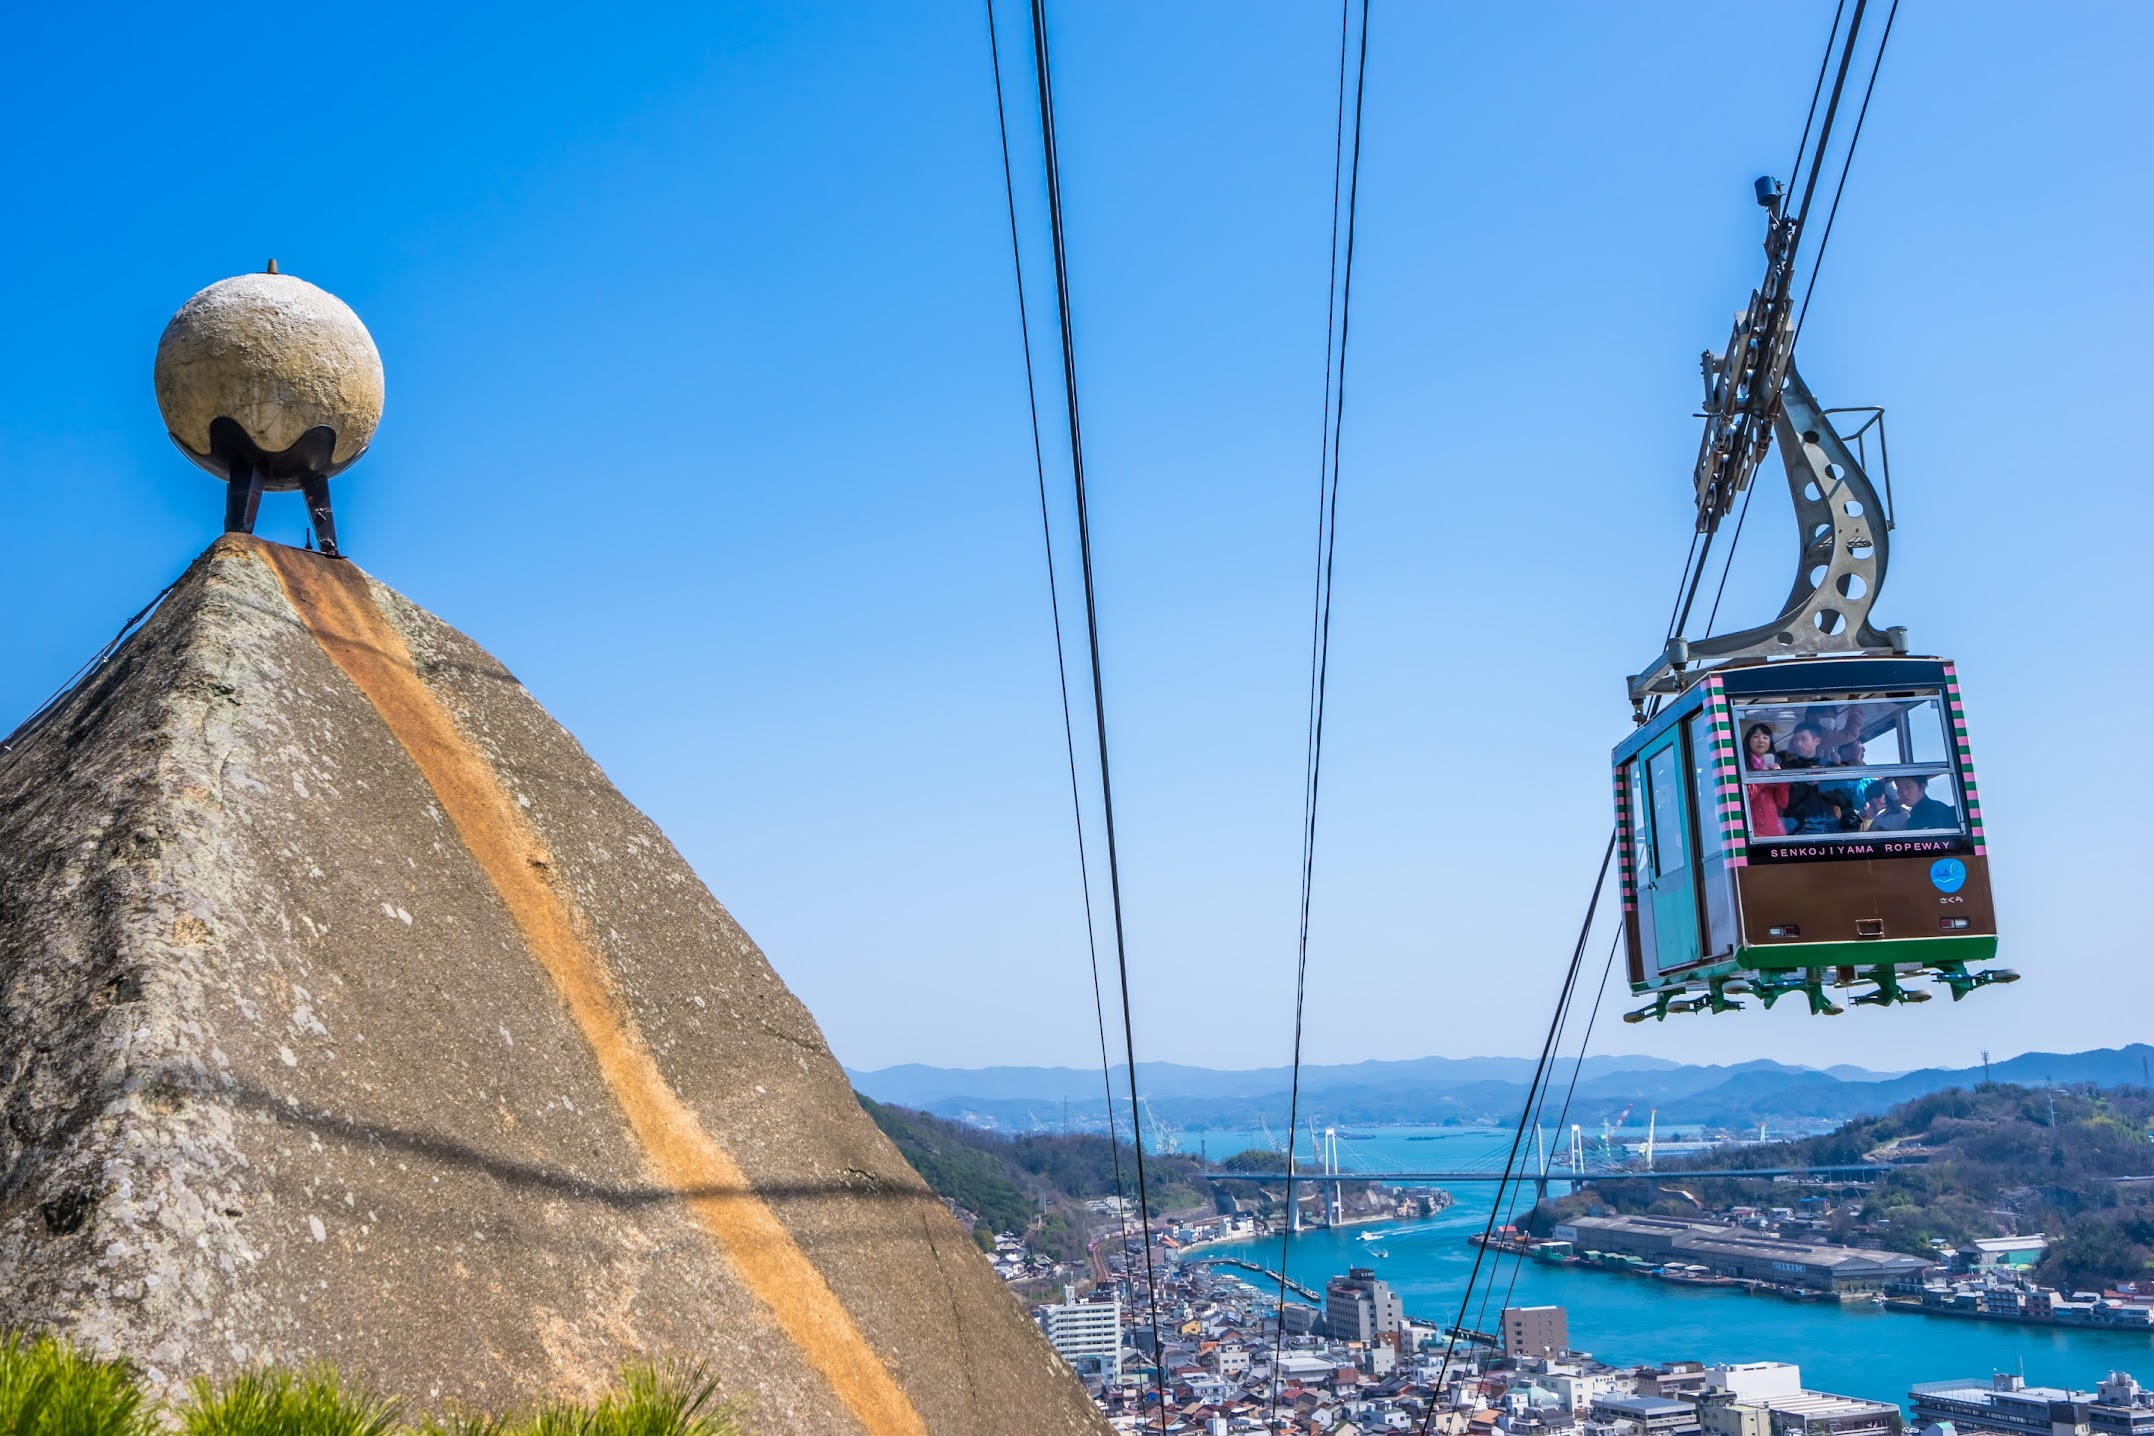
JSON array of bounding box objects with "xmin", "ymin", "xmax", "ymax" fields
[{"xmin": 1981, "ymin": 1050, "xmax": 1992, "ymax": 1088}]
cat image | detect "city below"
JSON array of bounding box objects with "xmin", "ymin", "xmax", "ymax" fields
[{"xmin": 1021, "ymin": 1187, "xmax": 2154, "ymax": 1434}]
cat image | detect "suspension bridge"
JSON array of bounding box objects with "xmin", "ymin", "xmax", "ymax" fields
[{"xmin": 1197, "ymin": 1162, "xmax": 1881, "ymax": 1183}]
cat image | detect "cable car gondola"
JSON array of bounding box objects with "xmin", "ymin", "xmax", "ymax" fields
[{"xmin": 1612, "ymin": 181, "xmax": 2014, "ymax": 1021}]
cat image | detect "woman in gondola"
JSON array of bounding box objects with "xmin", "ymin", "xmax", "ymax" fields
[{"xmin": 1744, "ymin": 722, "xmax": 1790, "ymax": 836}]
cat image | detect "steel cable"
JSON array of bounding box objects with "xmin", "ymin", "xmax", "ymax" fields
[
  {"xmin": 1483, "ymin": 931, "xmax": 1624, "ymax": 1341},
  {"xmin": 982, "ymin": 0, "xmax": 1133, "ymax": 1258},
  {"xmin": 1793, "ymin": 0, "xmax": 1900, "ymax": 350},
  {"xmin": 1024, "ymin": 2, "xmax": 1169, "ymax": 1424},
  {"xmin": 0, "ymin": 569, "xmax": 186, "ymax": 769},
  {"xmin": 1269, "ymin": 0, "xmax": 1371, "ymax": 1423},
  {"xmin": 1416, "ymin": 831, "xmax": 1615, "ymax": 1433}
]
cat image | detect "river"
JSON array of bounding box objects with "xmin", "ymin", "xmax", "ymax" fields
[{"xmin": 1181, "ymin": 1126, "xmax": 2154, "ymax": 1406}]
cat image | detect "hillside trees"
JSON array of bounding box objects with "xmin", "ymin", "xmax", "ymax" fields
[
  {"xmin": 1537, "ymin": 1083, "xmax": 2154, "ymax": 1283},
  {"xmin": 855, "ymin": 1095, "xmax": 1217, "ymax": 1262}
]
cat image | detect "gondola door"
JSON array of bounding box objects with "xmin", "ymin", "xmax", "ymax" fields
[{"xmin": 1640, "ymin": 731, "xmax": 1703, "ymax": 975}]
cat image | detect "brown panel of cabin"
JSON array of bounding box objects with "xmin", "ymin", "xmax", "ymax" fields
[
  {"xmin": 1738, "ymin": 855, "xmax": 1995, "ymax": 954},
  {"xmin": 1738, "ymin": 860, "xmax": 1881, "ymax": 949},
  {"xmin": 1874, "ymin": 853, "xmax": 1996, "ymax": 937}
]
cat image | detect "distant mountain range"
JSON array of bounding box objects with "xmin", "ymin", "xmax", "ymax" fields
[{"xmin": 846, "ymin": 1045, "xmax": 2154, "ymax": 1135}]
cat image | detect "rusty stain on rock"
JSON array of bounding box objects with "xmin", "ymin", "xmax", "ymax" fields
[
  {"xmin": 256, "ymin": 544, "xmax": 926, "ymax": 1436},
  {"xmin": 0, "ymin": 537, "xmax": 1105, "ymax": 1434}
]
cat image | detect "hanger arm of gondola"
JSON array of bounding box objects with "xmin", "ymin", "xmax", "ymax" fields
[{"xmin": 1629, "ymin": 361, "xmax": 1905, "ymax": 705}]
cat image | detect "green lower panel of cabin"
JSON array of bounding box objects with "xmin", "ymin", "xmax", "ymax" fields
[{"xmin": 1738, "ymin": 933, "xmax": 1999, "ymax": 972}]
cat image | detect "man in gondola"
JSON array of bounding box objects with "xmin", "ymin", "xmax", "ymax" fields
[
  {"xmin": 1777, "ymin": 722, "xmax": 1852, "ymax": 833},
  {"xmin": 1865, "ymin": 775, "xmax": 1956, "ymax": 832}
]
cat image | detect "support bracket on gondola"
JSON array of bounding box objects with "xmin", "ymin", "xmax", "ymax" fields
[{"xmin": 1628, "ymin": 364, "xmax": 1908, "ymax": 707}]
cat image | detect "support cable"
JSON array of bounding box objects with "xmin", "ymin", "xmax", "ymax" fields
[
  {"xmin": 1792, "ymin": 0, "xmax": 1899, "ymax": 350},
  {"xmin": 1785, "ymin": 0, "xmax": 1866, "ymax": 260},
  {"xmin": 1470, "ymin": 926, "xmax": 1599, "ymax": 1342},
  {"xmin": 1417, "ymin": 831, "xmax": 1615, "ymax": 1433},
  {"xmin": 982, "ymin": 0, "xmax": 1131, "ymax": 1246},
  {"xmin": 1268, "ymin": 0, "xmax": 1370, "ymax": 1422},
  {"xmin": 0, "ymin": 569, "xmax": 185, "ymax": 769},
  {"xmin": 1434, "ymin": 12, "xmax": 1900, "ymax": 1421},
  {"xmin": 1785, "ymin": 0, "xmax": 1847, "ymax": 210},
  {"xmin": 1701, "ymin": 477, "xmax": 1760, "ymax": 639},
  {"xmin": 1677, "ymin": 4, "xmax": 1865, "ymax": 648},
  {"xmin": 1025, "ymin": 2, "xmax": 1168, "ymax": 1424},
  {"xmin": 1698, "ymin": 0, "xmax": 1893, "ymax": 647},
  {"xmin": 1484, "ymin": 931, "xmax": 1624, "ymax": 1336}
]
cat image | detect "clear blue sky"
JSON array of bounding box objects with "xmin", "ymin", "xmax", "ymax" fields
[{"xmin": 2, "ymin": 3, "xmax": 2145, "ymax": 1075}]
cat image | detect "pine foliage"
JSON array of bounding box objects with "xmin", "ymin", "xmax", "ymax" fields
[
  {"xmin": 0, "ymin": 1332, "xmax": 157, "ymax": 1436},
  {"xmin": 0, "ymin": 1339, "xmax": 747, "ymax": 1436}
]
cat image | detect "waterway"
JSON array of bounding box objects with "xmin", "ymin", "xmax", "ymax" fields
[{"xmin": 1185, "ymin": 1126, "xmax": 2154, "ymax": 1407}]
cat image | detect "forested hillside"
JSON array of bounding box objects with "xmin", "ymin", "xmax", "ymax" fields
[
  {"xmin": 1537, "ymin": 1084, "xmax": 2154, "ymax": 1292},
  {"xmin": 856, "ymin": 1094, "xmax": 1214, "ymax": 1261}
]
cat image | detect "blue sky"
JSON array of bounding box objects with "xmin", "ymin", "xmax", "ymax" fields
[{"xmin": 2, "ymin": 3, "xmax": 2145, "ymax": 1075}]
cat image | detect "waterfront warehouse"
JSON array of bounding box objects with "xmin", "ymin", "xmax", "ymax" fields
[{"xmin": 1553, "ymin": 1215, "xmax": 1935, "ymax": 1293}]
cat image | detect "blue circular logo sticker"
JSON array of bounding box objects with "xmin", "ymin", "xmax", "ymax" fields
[{"xmin": 1930, "ymin": 858, "xmax": 1967, "ymax": 894}]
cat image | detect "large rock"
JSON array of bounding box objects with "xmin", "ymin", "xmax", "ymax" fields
[{"xmin": 0, "ymin": 537, "xmax": 1105, "ymax": 1435}]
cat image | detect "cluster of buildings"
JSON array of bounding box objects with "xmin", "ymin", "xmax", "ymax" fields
[
  {"xmin": 1029, "ymin": 1195, "xmax": 2154, "ymax": 1433},
  {"xmin": 1905, "ymin": 1273, "xmax": 2154, "ymax": 1329},
  {"xmin": 980, "ymin": 1227, "xmax": 1075, "ymax": 1287},
  {"xmin": 1035, "ymin": 1244, "xmax": 2154, "ymax": 1436},
  {"xmin": 1034, "ymin": 1261, "xmax": 1477, "ymax": 1431},
  {"xmin": 1890, "ymin": 1235, "xmax": 2154, "ymax": 1331},
  {"xmin": 1031, "ymin": 1257, "xmax": 1923, "ymax": 1436},
  {"xmin": 1512, "ymin": 1213, "xmax": 2154, "ymax": 1334},
  {"xmin": 1909, "ymin": 1372, "xmax": 2154, "ymax": 1436}
]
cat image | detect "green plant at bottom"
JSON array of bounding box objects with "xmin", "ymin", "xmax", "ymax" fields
[
  {"xmin": 182, "ymin": 1367, "xmax": 401, "ymax": 1436},
  {"xmin": 0, "ymin": 1331, "xmax": 159, "ymax": 1436},
  {"xmin": 1, "ymin": 1337, "xmax": 747, "ymax": 1436},
  {"xmin": 431, "ymin": 1363, "xmax": 745, "ymax": 1436}
]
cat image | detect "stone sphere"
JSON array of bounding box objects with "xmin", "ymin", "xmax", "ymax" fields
[{"xmin": 154, "ymin": 270, "xmax": 384, "ymax": 488}]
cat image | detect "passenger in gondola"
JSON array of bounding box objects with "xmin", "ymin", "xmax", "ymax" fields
[
  {"xmin": 1778, "ymin": 722, "xmax": 1853, "ymax": 833},
  {"xmin": 1865, "ymin": 775, "xmax": 1957, "ymax": 832},
  {"xmin": 1744, "ymin": 723, "xmax": 1790, "ymax": 836}
]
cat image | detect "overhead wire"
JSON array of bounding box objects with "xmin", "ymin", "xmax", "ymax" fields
[
  {"xmin": 982, "ymin": 0, "xmax": 1132, "ymax": 1257},
  {"xmin": 1417, "ymin": 833, "xmax": 1616, "ymax": 1432},
  {"xmin": 1784, "ymin": 0, "xmax": 1848, "ymax": 209},
  {"xmin": 1269, "ymin": 0, "xmax": 1370, "ymax": 1424},
  {"xmin": 0, "ymin": 568, "xmax": 186, "ymax": 770},
  {"xmin": 1431, "ymin": 13, "xmax": 1900, "ymax": 1406},
  {"xmin": 1701, "ymin": 478, "xmax": 1760, "ymax": 639},
  {"xmin": 1792, "ymin": 0, "xmax": 1900, "ymax": 350},
  {"xmin": 1483, "ymin": 931, "xmax": 1624, "ymax": 1336},
  {"xmin": 1023, "ymin": 1, "xmax": 1170, "ymax": 1425},
  {"xmin": 1674, "ymin": 2, "xmax": 1870, "ymax": 652},
  {"xmin": 1468, "ymin": 928, "xmax": 1594, "ymax": 1342},
  {"xmin": 1701, "ymin": 0, "xmax": 1895, "ymax": 642}
]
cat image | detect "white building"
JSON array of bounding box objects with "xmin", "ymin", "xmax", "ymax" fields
[
  {"xmin": 1702, "ymin": 1363, "xmax": 1902, "ymax": 1436},
  {"xmin": 1037, "ymin": 1285, "xmax": 1122, "ymax": 1380},
  {"xmin": 1710, "ymin": 1365, "xmax": 1805, "ymax": 1402},
  {"xmin": 1553, "ymin": 1373, "xmax": 1638, "ymax": 1413}
]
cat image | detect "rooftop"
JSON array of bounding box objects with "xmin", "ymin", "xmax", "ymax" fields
[
  {"xmin": 1561, "ymin": 1214, "xmax": 1931, "ymax": 1273},
  {"xmin": 1598, "ymin": 1396, "xmax": 1702, "ymax": 1416}
]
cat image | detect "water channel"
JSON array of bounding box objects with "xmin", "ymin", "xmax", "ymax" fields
[{"xmin": 1183, "ymin": 1126, "xmax": 2154, "ymax": 1406}]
